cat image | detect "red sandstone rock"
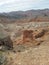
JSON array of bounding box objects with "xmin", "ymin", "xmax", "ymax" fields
[{"xmin": 23, "ymin": 30, "xmax": 34, "ymax": 43}]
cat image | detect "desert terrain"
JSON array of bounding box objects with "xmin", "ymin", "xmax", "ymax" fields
[
  {"xmin": 0, "ymin": 21, "xmax": 49, "ymax": 65},
  {"xmin": 0, "ymin": 9, "xmax": 49, "ymax": 65}
]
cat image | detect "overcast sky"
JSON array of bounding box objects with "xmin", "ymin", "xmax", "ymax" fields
[{"xmin": 0, "ymin": 0, "xmax": 49, "ymax": 12}]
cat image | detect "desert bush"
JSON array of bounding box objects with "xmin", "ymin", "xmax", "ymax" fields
[
  {"xmin": 0, "ymin": 51, "xmax": 8, "ymax": 65},
  {"xmin": 13, "ymin": 44, "xmax": 26, "ymax": 52}
]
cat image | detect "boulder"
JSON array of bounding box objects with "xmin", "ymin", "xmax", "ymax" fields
[
  {"xmin": 35, "ymin": 29, "xmax": 46, "ymax": 38},
  {"xmin": 0, "ymin": 36, "xmax": 13, "ymax": 50}
]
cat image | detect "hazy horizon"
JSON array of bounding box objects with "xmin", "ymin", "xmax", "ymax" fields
[
  {"xmin": 0, "ymin": 0, "xmax": 49, "ymax": 12},
  {"xmin": 0, "ymin": 8, "xmax": 49, "ymax": 13}
]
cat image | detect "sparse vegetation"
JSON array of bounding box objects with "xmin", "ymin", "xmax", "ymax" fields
[{"xmin": 0, "ymin": 51, "xmax": 8, "ymax": 65}]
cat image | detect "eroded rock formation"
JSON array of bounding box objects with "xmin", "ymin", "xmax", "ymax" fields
[
  {"xmin": 0, "ymin": 36, "xmax": 13, "ymax": 50},
  {"xmin": 23, "ymin": 30, "xmax": 34, "ymax": 43},
  {"xmin": 35, "ymin": 29, "xmax": 46, "ymax": 38}
]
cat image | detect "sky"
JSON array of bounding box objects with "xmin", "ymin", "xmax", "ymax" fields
[{"xmin": 0, "ymin": 0, "xmax": 49, "ymax": 12}]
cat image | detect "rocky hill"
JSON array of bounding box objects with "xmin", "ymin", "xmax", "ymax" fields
[
  {"xmin": 0, "ymin": 22, "xmax": 49, "ymax": 65},
  {"xmin": 0, "ymin": 9, "xmax": 49, "ymax": 23}
]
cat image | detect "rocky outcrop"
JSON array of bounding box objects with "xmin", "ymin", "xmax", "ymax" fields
[
  {"xmin": 23, "ymin": 30, "xmax": 34, "ymax": 43},
  {"xmin": 35, "ymin": 29, "xmax": 46, "ymax": 38},
  {"xmin": 0, "ymin": 36, "xmax": 13, "ymax": 50}
]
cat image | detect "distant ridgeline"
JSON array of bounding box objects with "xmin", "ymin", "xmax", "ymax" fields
[{"xmin": 0, "ymin": 9, "xmax": 49, "ymax": 23}]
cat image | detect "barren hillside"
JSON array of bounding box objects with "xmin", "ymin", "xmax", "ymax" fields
[{"xmin": 0, "ymin": 22, "xmax": 49, "ymax": 65}]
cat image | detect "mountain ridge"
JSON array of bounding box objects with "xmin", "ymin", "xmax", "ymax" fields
[{"xmin": 0, "ymin": 9, "xmax": 49, "ymax": 23}]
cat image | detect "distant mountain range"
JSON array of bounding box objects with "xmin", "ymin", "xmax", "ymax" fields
[{"xmin": 0, "ymin": 9, "xmax": 49, "ymax": 23}]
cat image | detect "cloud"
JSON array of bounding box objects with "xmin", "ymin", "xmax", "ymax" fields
[
  {"xmin": 0, "ymin": 0, "xmax": 16, "ymax": 6},
  {"xmin": 0, "ymin": 0, "xmax": 49, "ymax": 12},
  {"xmin": 0, "ymin": 0, "xmax": 43, "ymax": 6}
]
